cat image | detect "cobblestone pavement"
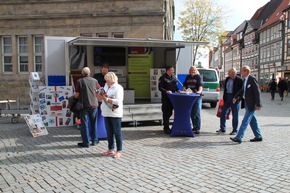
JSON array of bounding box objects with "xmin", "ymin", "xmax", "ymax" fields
[{"xmin": 1, "ymin": 92, "xmax": 290, "ymax": 193}]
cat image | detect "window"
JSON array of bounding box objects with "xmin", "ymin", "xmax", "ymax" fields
[
  {"xmin": 96, "ymin": 33, "xmax": 108, "ymax": 38},
  {"xmin": 112, "ymin": 33, "xmax": 124, "ymax": 38},
  {"xmin": 277, "ymin": 42, "xmax": 281, "ymax": 59},
  {"xmin": 266, "ymin": 29, "xmax": 270, "ymax": 42},
  {"xmin": 18, "ymin": 36, "xmax": 28, "ymax": 72},
  {"xmin": 270, "ymin": 27, "xmax": 274, "ymax": 40},
  {"xmin": 271, "ymin": 44, "xmax": 274, "ymax": 60},
  {"xmin": 94, "ymin": 47, "xmax": 125, "ymax": 66},
  {"xmin": 80, "ymin": 33, "xmax": 92, "ymax": 37},
  {"xmin": 287, "ymin": 39, "xmax": 290, "ymax": 56},
  {"xmin": 288, "ymin": 12, "xmax": 290, "ymax": 29},
  {"xmin": 2, "ymin": 36, "xmax": 12, "ymax": 72},
  {"xmin": 198, "ymin": 69, "xmax": 218, "ymax": 82},
  {"xmin": 34, "ymin": 36, "xmax": 43, "ymax": 72}
]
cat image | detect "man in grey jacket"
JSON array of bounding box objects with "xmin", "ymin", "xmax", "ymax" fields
[{"xmin": 74, "ymin": 67, "xmax": 99, "ymax": 148}]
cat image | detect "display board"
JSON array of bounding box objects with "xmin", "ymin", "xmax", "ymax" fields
[
  {"xmin": 150, "ymin": 68, "xmax": 165, "ymax": 102},
  {"xmin": 24, "ymin": 114, "xmax": 48, "ymax": 137},
  {"xmin": 29, "ymin": 72, "xmax": 40, "ymax": 114},
  {"xmin": 38, "ymin": 86, "xmax": 74, "ymax": 127}
]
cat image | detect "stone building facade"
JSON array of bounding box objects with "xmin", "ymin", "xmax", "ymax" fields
[{"xmin": 0, "ymin": 0, "xmax": 175, "ymax": 105}]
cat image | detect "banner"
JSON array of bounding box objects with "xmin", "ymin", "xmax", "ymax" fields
[{"xmin": 38, "ymin": 86, "xmax": 74, "ymax": 127}]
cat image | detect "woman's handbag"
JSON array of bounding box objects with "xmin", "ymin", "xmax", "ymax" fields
[{"xmin": 216, "ymin": 99, "xmax": 231, "ymax": 120}]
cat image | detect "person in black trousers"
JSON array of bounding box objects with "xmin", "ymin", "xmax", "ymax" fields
[
  {"xmin": 268, "ymin": 79, "xmax": 277, "ymax": 100},
  {"xmin": 158, "ymin": 66, "xmax": 180, "ymax": 134},
  {"xmin": 277, "ymin": 77, "xmax": 287, "ymax": 101}
]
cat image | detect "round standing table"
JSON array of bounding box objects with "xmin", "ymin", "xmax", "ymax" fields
[{"xmin": 167, "ymin": 93, "xmax": 200, "ymax": 137}]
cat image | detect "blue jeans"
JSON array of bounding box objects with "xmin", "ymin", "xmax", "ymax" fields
[
  {"xmin": 220, "ymin": 94, "xmax": 240, "ymax": 132},
  {"xmin": 80, "ymin": 108, "xmax": 98, "ymax": 146},
  {"xmin": 236, "ymin": 103, "xmax": 262, "ymax": 140},
  {"xmin": 104, "ymin": 117, "xmax": 122, "ymax": 152},
  {"xmin": 191, "ymin": 96, "xmax": 202, "ymax": 131}
]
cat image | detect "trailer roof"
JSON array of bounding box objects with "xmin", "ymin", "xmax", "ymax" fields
[{"xmin": 68, "ymin": 37, "xmax": 207, "ymax": 48}]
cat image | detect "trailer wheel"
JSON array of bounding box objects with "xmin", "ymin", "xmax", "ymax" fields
[{"xmin": 11, "ymin": 117, "xmax": 18, "ymax": 124}]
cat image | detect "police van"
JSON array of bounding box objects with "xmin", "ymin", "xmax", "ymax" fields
[{"xmin": 198, "ymin": 68, "xmax": 220, "ymax": 108}]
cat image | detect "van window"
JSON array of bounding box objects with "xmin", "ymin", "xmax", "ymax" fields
[{"xmin": 199, "ymin": 69, "xmax": 218, "ymax": 82}]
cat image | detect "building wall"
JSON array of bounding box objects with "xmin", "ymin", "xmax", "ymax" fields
[
  {"xmin": 284, "ymin": 9, "xmax": 290, "ymax": 78},
  {"xmin": 0, "ymin": 0, "xmax": 174, "ymax": 104},
  {"xmin": 224, "ymin": 49, "xmax": 232, "ymax": 78},
  {"xmin": 259, "ymin": 22, "xmax": 283, "ymax": 86}
]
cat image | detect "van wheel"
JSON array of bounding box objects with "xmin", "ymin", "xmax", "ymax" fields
[{"xmin": 210, "ymin": 102, "xmax": 217, "ymax": 108}]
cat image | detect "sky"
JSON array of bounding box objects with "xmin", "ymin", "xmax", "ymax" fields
[{"xmin": 174, "ymin": 0, "xmax": 270, "ymax": 40}]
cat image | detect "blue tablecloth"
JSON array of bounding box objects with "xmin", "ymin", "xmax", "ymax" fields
[
  {"xmin": 87, "ymin": 105, "xmax": 107, "ymax": 140},
  {"xmin": 97, "ymin": 105, "xmax": 107, "ymax": 139},
  {"xmin": 167, "ymin": 93, "xmax": 199, "ymax": 137}
]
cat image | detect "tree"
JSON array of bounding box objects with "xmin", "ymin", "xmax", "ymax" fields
[{"xmin": 178, "ymin": 0, "xmax": 228, "ymax": 66}]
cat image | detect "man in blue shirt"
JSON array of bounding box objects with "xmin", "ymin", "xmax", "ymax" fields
[{"xmin": 217, "ymin": 68, "xmax": 243, "ymax": 135}]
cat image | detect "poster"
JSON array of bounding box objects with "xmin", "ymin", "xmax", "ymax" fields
[
  {"xmin": 128, "ymin": 47, "xmax": 153, "ymax": 98},
  {"xmin": 150, "ymin": 68, "xmax": 165, "ymax": 102},
  {"xmin": 24, "ymin": 114, "xmax": 48, "ymax": 137},
  {"xmin": 38, "ymin": 86, "xmax": 74, "ymax": 127}
]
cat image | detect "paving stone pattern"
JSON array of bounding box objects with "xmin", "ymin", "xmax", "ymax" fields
[{"xmin": 1, "ymin": 92, "xmax": 290, "ymax": 193}]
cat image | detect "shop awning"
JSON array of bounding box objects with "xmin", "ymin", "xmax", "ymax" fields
[{"xmin": 68, "ymin": 37, "xmax": 208, "ymax": 48}]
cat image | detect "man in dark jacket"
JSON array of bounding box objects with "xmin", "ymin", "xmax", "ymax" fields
[
  {"xmin": 93, "ymin": 64, "xmax": 109, "ymax": 87},
  {"xmin": 268, "ymin": 79, "xmax": 277, "ymax": 100},
  {"xmin": 217, "ymin": 68, "xmax": 243, "ymax": 135},
  {"xmin": 277, "ymin": 77, "xmax": 287, "ymax": 101},
  {"xmin": 158, "ymin": 66, "xmax": 179, "ymax": 134},
  {"xmin": 230, "ymin": 65, "xmax": 262, "ymax": 144}
]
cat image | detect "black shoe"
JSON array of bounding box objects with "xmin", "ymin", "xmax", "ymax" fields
[
  {"xmin": 250, "ymin": 137, "xmax": 263, "ymax": 142},
  {"xmin": 78, "ymin": 142, "xmax": 89, "ymax": 148},
  {"xmin": 229, "ymin": 131, "xmax": 237, "ymax": 135},
  {"xmin": 91, "ymin": 141, "xmax": 99, "ymax": 146},
  {"xmin": 163, "ymin": 127, "xmax": 171, "ymax": 134},
  {"xmin": 194, "ymin": 130, "xmax": 200, "ymax": 134},
  {"xmin": 216, "ymin": 129, "xmax": 225, "ymax": 134},
  {"xmin": 164, "ymin": 129, "xmax": 171, "ymax": 134},
  {"xmin": 230, "ymin": 137, "xmax": 241, "ymax": 144}
]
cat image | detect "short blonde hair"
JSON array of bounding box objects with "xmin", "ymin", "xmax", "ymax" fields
[
  {"xmin": 241, "ymin": 65, "xmax": 251, "ymax": 73},
  {"xmin": 82, "ymin": 67, "xmax": 90, "ymax": 76},
  {"xmin": 104, "ymin": 72, "xmax": 118, "ymax": 83}
]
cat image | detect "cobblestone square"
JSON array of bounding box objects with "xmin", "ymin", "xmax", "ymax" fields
[{"xmin": 1, "ymin": 92, "xmax": 290, "ymax": 192}]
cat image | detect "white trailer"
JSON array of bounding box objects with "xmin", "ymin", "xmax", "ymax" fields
[{"xmin": 43, "ymin": 36, "xmax": 207, "ymax": 101}]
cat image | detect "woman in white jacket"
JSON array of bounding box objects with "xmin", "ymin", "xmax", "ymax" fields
[{"xmin": 96, "ymin": 72, "xmax": 124, "ymax": 159}]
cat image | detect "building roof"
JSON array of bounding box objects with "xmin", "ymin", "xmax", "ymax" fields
[
  {"xmin": 229, "ymin": 21, "xmax": 247, "ymax": 46},
  {"xmin": 247, "ymin": 20, "xmax": 263, "ymax": 30},
  {"xmin": 259, "ymin": 0, "xmax": 290, "ymax": 31},
  {"xmin": 251, "ymin": 0, "xmax": 283, "ymax": 25},
  {"xmin": 233, "ymin": 21, "xmax": 247, "ymax": 34}
]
